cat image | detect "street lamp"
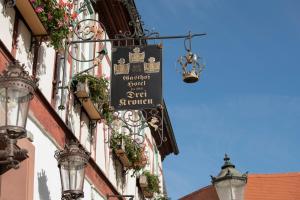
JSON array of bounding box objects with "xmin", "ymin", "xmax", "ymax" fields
[
  {"xmin": 55, "ymin": 141, "xmax": 90, "ymax": 200},
  {"xmin": 211, "ymin": 154, "xmax": 247, "ymax": 200},
  {"xmin": 0, "ymin": 61, "xmax": 38, "ymax": 168}
]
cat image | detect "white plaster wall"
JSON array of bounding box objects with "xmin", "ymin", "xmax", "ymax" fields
[
  {"xmin": 108, "ymin": 150, "xmax": 117, "ymax": 189},
  {"xmin": 95, "ymin": 123, "xmax": 106, "ymax": 172},
  {"xmin": 81, "ymin": 112, "xmax": 91, "ymax": 152},
  {"xmin": 101, "ymin": 57, "xmax": 110, "ymax": 79},
  {"xmin": 68, "ymin": 94, "xmax": 81, "ymax": 138},
  {"xmin": 91, "ymin": 187, "xmax": 105, "ymax": 200},
  {"xmin": 16, "ymin": 20, "xmax": 33, "ymax": 72},
  {"xmin": 0, "ymin": 1, "xmax": 15, "ymax": 51},
  {"xmin": 26, "ymin": 118, "xmax": 61, "ymax": 200},
  {"xmin": 36, "ymin": 43, "xmax": 56, "ymax": 101},
  {"xmin": 101, "ymin": 35, "xmax": 112, "ymax": 78},
  {"xmin": 82, "ymin": 179, "xmax": 105, "ymax": 200},
  {"xmin": 105, "ymin": 38, "xmax": 112, "ymax": 61},
  {"xmin": 82, "ymin": 179, "xmax": 92, "ymax": 200}
]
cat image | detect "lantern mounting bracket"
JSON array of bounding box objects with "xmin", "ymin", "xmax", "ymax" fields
[{"xmin": 107, "ymin": 194, "xmax": 134, "ymax": 200}]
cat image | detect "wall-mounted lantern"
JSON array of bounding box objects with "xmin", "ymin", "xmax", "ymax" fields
[
  {"xmin": 55, "ymin": 141, "xmax": 90, "ymax": 200},
  {"xmin": 0, "ymin": 61, "xmax": 38, "ymax": 168},
  {"xmin": 107, "ymin": 194, "xmax": 134, "ymax": 200},
  {"xmin": 211, "ymin": 154, "xmax": 247, "ymax": 200}
]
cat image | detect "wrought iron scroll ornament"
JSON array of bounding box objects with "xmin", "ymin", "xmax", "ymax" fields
[
  {"xmin": 107, "ymin": 106, "xmax": 166, "ymax": 148},
  {"xmin": 69, "ymin": 19, "xmax": 107, "ymax": 64},
  {"xmin": 4, "ymin": 0, "xmax": 16, "ymax": 8}
]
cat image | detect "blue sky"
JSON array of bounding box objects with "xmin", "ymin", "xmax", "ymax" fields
[{"xmin": 136, "ymin": 0, "xmax": 300, "ymax": 199}]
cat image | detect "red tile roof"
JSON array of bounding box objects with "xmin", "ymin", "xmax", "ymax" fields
[
  {"xmin": 180, "ymin": 173, "xmax": 300, "ymax": 200},
  {"xmin": 245, "ymin": 173, "xmax": 300, "ymax": 200},
  {"xmin": 179, "ymin": 185, "xmax": 219, "ymax": 200}
]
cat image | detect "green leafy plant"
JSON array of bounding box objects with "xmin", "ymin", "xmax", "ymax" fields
[
  {"xmin": 73, "ymin": 74, "xmax": 109, "ymax": 102},
  {"xmin": 142, "ymin": 171, "xmax": 160, "ymax": 194},
  {"xmin": 155, "ymin": 195, "xmax": 169, "ymax": 200},
  {"xmin": 30, "ymin": 0, "xmax": 77, "ymax": 50},
  {"xmin": 101, "ymin": 102, "xmax": 113, "ymax": 124},
  {"xmin": 110, "ymin": 131, "xmax": 145, "ymax": 171}
]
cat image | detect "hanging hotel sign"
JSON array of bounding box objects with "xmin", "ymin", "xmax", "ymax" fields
[{"xmin": 111, "ymin": 45, "xmax": 162, "ymax": 110}]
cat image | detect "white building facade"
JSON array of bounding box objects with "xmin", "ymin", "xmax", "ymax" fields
[{"xmin": 0, "ymin": 0, "xmax": 178, "ymax": 200}]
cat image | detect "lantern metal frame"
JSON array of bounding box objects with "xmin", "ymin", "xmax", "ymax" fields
[
  {"xmin": 0, "ymin": 61, "xmax": 38, "ymax": 169},
  {"xmin": 55, "ymin": 141, "xmax": 91, "ymax": 200}
]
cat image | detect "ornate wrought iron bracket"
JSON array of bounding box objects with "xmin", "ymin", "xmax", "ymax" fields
[
  {"xmin": 69, "ymin": 32, "xmax": 207, "ymax": 45},
  {"xmin": 58, "ymin": 15, "xmax": 206, "ymax": 147},
  {"xmin": 0, "ymin": 136, "xmax": 28, "ymax": 170}
]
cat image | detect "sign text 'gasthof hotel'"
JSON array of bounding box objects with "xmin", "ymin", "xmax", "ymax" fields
[{"xmin": 111, "ymin": 45, "xmax": 162, "ymax": 110}]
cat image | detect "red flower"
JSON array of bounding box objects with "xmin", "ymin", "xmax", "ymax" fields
[
  {"xmin": 71, "ymin": 12, "xmax": 78, "ymax": 20},
  {"xmin": 57, "ymin": 21, "xmax": 64, "ymax": 28},
  {"xmin": 59, "ymin": 0, "xmax": 65, "ymax": 7},
  {"xmin": 67, "ymin": 2, "xmax": 73, "ymax": 9},
  {"xmin": 64, "ymin": 13, "xmax": 69, "ymax": 21},
  {"xmin": 47, "ymin": 13, "xmax": 53, "ymax": 20},
  {"xmin": 35, "ymin": 6, "xmax": 44, "ymax": 14}
]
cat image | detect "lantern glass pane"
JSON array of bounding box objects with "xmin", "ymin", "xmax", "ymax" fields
[
  {"xmin": 6, "ymin": 88, "xmax": 30, "ymax": 129},
  {"xmin": 76, "ymin": 166, "xmax": 85, "ymax": 190},
  {"xmin": 60, "ymin": 166, "xmax": 70, "ymax": 191},
  {"xmin": 60, "ymin": 159, "xmax": 85, "ymax": 193},
  {"xmin": 215, "ymin": 179, "xmax": 246, "ymax": 200},
  {"xmin": 0, "ymin": 88, "xmax": 6, "ymax": 128},
  {"xmin": 215, "ymin": 180, "xmax": 233, "ymax": 200}
]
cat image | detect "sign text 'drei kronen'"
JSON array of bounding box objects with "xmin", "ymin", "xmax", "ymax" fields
[{"xmin": 111, "ymin": 45, "xmax": 162, "ymax": 110}]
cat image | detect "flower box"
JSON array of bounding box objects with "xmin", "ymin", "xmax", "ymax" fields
[
  {"xmin": 75, "ymin": 80, "xmax": 90, "ymax": 98},
  {"xmin": 138, "ymin": 171, "xmax": 160, "ymax": 199},
  {"xmin": 133, "ymin": 151, "xmax": 147, "ymax": 168},
  {"xmin": 139, "ymin": 175, "xmax": 154, "ymax": 198},
  {"xmin": 81, "ymin": 98, "xmax": 101, "ymax": 120},
  {"xmin": 72, "ymin": 74, "xmax": 109, "ymax": 121},
  {"xmin": 114, "ymin": 148, "xmax": 131, "ymax": 168},
  {"xmin": 16, "ymin": 0, "xmax": 47, "ymax": 35},
  {"xmin": 74, "ymin": 80, "xmax": 101, "ymax": 120}
]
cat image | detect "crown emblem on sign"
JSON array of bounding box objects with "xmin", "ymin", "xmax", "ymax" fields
[
  {"xmin": 129, "ymin": 47, "xmax": 145, "ymax": 63},
  {"xmin": 114, "ymin": 58, "xmax": 130, "ymax": 75},
  {"xmin": 144, "ymin": 57, "xmax": 160, "ymax": 73}
]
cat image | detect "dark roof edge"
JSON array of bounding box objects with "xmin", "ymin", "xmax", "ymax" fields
[{"xmin": 163, "ymin": 100, "xmax": 179, "ymax": 155}]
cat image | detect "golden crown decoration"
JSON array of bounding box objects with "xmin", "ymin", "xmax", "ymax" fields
[
  {"xmin": 144, "ymin": 57, "xmax": 160, "ymax": 73},
  {"xmin": 114, "ymin": 58, "xmax": 130, "ymax": 75},
  {"xmin": 129, "ymin": 47, "xmax": 145, "ymax": 63}
]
